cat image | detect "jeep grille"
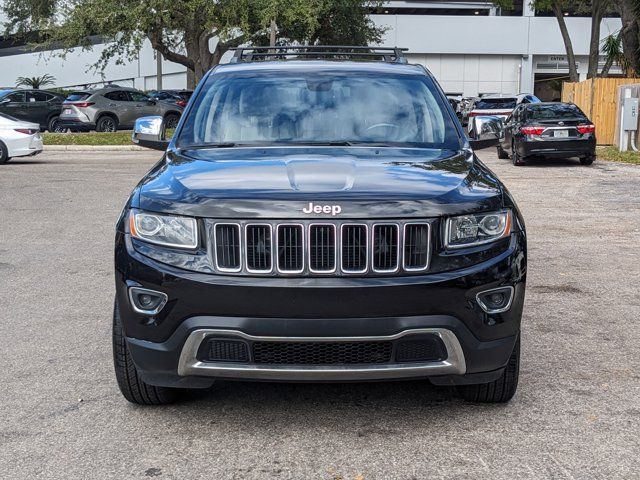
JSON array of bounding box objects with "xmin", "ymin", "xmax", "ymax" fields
[{"xmin": 208, "ymin": 220, "xmax": 431, "ymax": 277}]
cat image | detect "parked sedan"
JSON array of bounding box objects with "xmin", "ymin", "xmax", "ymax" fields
[
  {"xmin": 59, "ymin": 87, "xmax": 183, "ymax": 132},
  {"xmin": 468, "ymin": 94, "xmax": 540, "ymax": 138},
  {"xmin": 0, "ymin": 113, "xmax": 43, "ymax": 164},
  {"xmin": 0, "ymin": 89, "xmax": 65, "ymax": 132},
  {"xmin": 498, "ymin": 102, "xmax": 596, "ymax": 166}
]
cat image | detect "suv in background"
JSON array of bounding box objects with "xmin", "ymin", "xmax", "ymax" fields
[
  {"xmin": 116, "ymin": 46, "xmax": 526, "ymax": 406},
  {"xmin": 59, "ymin": 87, "xmax": 183, "ymax": 132},
  {"xmin": 0, "ymin": 89, "xmax": 65, "ymax": 132}
]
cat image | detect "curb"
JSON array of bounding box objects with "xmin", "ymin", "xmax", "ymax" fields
[{"xmin": 44, "ymin": 145, "xmax": 147, "ymax": 152}]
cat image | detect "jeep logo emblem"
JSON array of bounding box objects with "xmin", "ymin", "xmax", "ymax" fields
[{"xmin": 302, "ymin": 202, "xmax": 342, "ymax": 216}]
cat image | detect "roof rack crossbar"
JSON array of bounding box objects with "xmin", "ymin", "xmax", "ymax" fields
[{"xmin": 230, "ymin": 45, "xmax": 408, "ymax": 64}]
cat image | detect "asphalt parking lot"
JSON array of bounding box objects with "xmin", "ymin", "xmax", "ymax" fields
[{"xmin": 1, "ymin": 148, "xmax": 639, "ymax": 479}]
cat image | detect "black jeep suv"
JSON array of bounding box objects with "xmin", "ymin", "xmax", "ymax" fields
[{"xmin": 114, "ymin": 47, "xmax": 526, "ymax": 405}]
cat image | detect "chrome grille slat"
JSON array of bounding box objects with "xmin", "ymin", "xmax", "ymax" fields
[
  {"xmin": 214, "ymin": 223, "xmax": 241, "ymax": 272},
  {"xmin": 277, "ymin": 224, "xmax": 304, "ymax": 273},
  {"xmin": 341, "ymin": 224, "xmax": 368, "ymax": 273},
  {"xmin": 245, "ymin": 224, "xmax": 272, "ymax": 273},
  {"xmin": 372, "ymin": 224, "xmax": 399, "ymax": 273},
  {"xmin": 403, "ymin": 223, "xmax": 431, "ymax": 271},
  {"xmin": 210, "ymin": 220, "xmax": 430, "ymax": 276},
  {"xmin": 309, "ymin": 224, "xmax": 336, "ymax": 273}
]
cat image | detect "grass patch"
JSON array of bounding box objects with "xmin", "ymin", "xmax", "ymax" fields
[
  {"xmin": 597, "ymin": 146, "xmax": 640, "ymax": 165},
  {"xmin": 43, "ymin": 132, "xmax": 133, "ymax": 146}
]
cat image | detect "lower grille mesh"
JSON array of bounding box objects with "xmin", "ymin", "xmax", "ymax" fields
[
  {"xmin": 204, "ymin": 339, "xmax": 249, "ymax": 362},
  {"xmin": 252, "ymin": 341, "xmax": 393, "ymax": 365}
]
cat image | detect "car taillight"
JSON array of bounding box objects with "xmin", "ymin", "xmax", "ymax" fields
[
  {"xmin": 14, "ymin": 129, "xmax": 38, "ymax": 135},
  {"xmin": 577, "ymin": 124, "xmax": 596, "ymax": 134},
  {"xmin": 64, "ymin": 102, "xmax": 95, "ymax": 108},
  {"xmin": 521, "ymin": 126, "xmax": 545, "ymax": 135},
  {"xmin": 176, "ymin": 100, "xmax": 187, "ymax": 107}
]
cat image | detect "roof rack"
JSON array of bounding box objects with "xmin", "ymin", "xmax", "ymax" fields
[{"xmin": 230, "ymin": 45, "xmax": 408, "ymax": 64}]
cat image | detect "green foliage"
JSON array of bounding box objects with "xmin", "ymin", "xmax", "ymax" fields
[
  {"xmin": 15, "ymin": 74, "xmax": 56, "ymax": 89},
  {"xmin": 2, "ymin": 0, "xmax": 385, "ymax": 84},
  {"xmin": 43, "ymin": 132, "xmax": 134, "ymax": 145},
  {"xmin": 598, "ymin": 146, "xmax": 640, "ymax": 164}
]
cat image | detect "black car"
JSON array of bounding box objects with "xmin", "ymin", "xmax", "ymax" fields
[
  {"xmin": 114, "ymin": 46, "xmax": 526, "ymax": 406},
  {"xmin": 148, "ymin": 89, "xmax": 193, "ymax": 108},
  {"xmin": 0, "ymin": 89, "xmax": 65, "ymax": 132},
  {"xmin": 498, "ymin": 102, "xmax": 596, "ymax": 166}
]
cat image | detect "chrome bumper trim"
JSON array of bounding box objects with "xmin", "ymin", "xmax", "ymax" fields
[{"xmin": 177, "ymin": 328, "xmax": 466, "ymax": 381}]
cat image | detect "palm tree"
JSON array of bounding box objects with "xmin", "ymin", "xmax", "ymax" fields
[{"xmin": 15, "ymin": 74, "xmax": 56, "ymax": 89}]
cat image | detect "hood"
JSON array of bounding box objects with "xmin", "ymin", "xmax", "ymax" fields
[{"xmin": 134, "ymin": 147, "xmax": 504, "ymax": 219}]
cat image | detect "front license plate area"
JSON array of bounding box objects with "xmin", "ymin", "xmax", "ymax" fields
[{"xmin": 554, "ymin": 129, "xmax": 569, "ymax": 138}]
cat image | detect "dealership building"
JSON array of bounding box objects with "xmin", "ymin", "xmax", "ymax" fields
[{"xmin": 0, "ymin": 1, "xmax": 623, "ymax": 100}]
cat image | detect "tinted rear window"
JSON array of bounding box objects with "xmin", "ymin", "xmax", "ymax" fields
[
  {"xmin": 66, "ymin": 93, "xmax": 91, "ymax": 101},
  {"xmin": 527, "ymin": 104, "xmax": 585, "ymax": 120},
  {"xmin": 475, "ymin": 98, "xmax": 517, "ymax": 110}
]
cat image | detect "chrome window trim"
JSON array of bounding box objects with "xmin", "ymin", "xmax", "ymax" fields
[
  {"xmin": 276, "ymin": 223, "xmax": 305, "ymax": 274},
  {"xmin": 244, "ymin": 223, "xmax": 274, "ymax": 274},
  {"xmin": 340, "ymin": 223, "xmax": 369, "ymax": 274},
  {"xmin": 212, "ymin": 222, "xmax": 242, "ymax": 273},
  {"xmin": 371, "ymin": 223, "xmax": 400, "ymax": 273},
  {"xmin": 402, "ymin": 222, "xmax": 431, "ymax": 272},
  {"xmin": 308, "ymin": 223, "xmax": 338, "ymax": 274},
  {"xmin": 178, "ymin": 328, "xmax": 466, "ymax": 380}
]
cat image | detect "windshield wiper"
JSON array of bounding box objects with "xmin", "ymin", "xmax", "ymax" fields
[{"xmin": 181, "ymin": 142, "xmax": 239, "ymax": 150}]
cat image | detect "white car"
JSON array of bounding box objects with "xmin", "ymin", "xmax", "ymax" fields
[{"xmin": 0, "ymin": 113, "xmax": 44, "ymax": 164}]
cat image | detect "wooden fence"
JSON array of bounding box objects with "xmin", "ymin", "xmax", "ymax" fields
[{"xmin": 562, "ymin": 77, "xmax": 639, "ymax": 145}]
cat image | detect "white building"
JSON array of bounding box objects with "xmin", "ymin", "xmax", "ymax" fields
[{"xmin": 0, "ymin": 1, "xmax": 623, "ymax": 100}]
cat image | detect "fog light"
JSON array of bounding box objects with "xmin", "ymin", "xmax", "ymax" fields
[
  {"xmin": 476, "ymin": 286, "xmax": 514, "ymax": 314},
  {"xmin": 128, "ymin": 287, "xmax": 168, "ymax": 315}
]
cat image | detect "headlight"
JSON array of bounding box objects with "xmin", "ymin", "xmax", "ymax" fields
[
  {"xmin": 129, "ymin": 210, "xmax": 198, "ymax": 249},
  {"xmin": 445, "ymin": 210, "xmax": 512, "ymax": 249}
]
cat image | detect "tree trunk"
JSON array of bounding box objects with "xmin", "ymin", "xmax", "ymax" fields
[
  {"xmin": 614, "ymin": 0, "xmax": 640, "ymax": 76},
  {"xmin": 552, "ymin": 0, "xmax": 580, "ymax": 82},
  {"xmin": 587, "ymin": 0, "xmax": 606, "ymax": 79}
]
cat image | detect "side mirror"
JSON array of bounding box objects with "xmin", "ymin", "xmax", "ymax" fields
[
  {"xmin": 132, "ymin": 116, "xmax": 170, "ymax": 151},
  {"xmin": 468, "ymin": 115, "xmax": 504, "ymax": 150}
]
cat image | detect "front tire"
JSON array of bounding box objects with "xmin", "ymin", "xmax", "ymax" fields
[
  {"xmin": 0, "ymin": 141, "xmax": 9, "ymax": 164},
  {"xmin": 458, "ymin": 336, "xmax": 520, "ymax": 403},
  {"xmin": 113, "ymin": 300, "xmax": 178, "ymax": 405},
  {"xmin": 96, "ymin": 115, "xmax": 118, "ymax": 133}
]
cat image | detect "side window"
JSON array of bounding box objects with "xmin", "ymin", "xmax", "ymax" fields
[
  {"xmin": 27, "ymin": 91, "xmax": 50, "ymax": 102},
  {"xmin": 104, "ymin": 91, "xmax": 129, "ymax": 102},
  {"xmin": 5, "ymin": 92, "xmax": 26, "ymax": 103},
  {"xmin": 521, "ymin": 97, "xmax": 530, "ymax": 105},
  {"xmin": 129, "ymin": 91, "xmax": 150, "ymax": 102}
]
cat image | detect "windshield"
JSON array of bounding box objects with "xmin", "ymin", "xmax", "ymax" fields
[
  {"xmin": 475, "ymin": 98, "xmax": 517, "ymax": 110},
  {"xmin": 526, "ymin": 103, "xmax": 585, "ymax": 120},
  {"xmin": 177, "ymin": 70, "xmax": 461, "ymax": 149}
]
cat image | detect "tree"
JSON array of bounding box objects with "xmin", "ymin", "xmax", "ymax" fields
[
  {"xmin": 611, "ymin": 0, "xmax": 640, "ymax": 76},
  {"xmin": 495, "ymin": 0, "xmax": 622, "ymax": 81},
  {"xmin": 2, "ymin": 0, "xmax": 385, "ymax": 88},
  {"xmin": 15, "ymin": 74, "xmax": 56, "ymax": 89}
]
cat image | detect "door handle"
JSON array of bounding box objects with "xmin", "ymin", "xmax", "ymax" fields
[{"xmin": 108, "ymin": 103, "xmax": 117, "ymax": 107}]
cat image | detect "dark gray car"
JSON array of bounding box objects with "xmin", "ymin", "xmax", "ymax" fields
[{"xmin": 59, "ymin": 87, "xmax": 183, "ymax": 132}]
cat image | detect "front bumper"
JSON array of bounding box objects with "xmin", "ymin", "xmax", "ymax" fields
[{"xmin": 115, "ymin": 231, "xmax": 526, "ymax": 387}]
